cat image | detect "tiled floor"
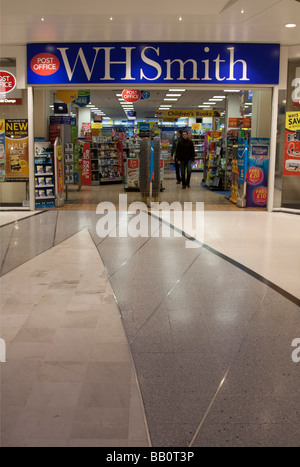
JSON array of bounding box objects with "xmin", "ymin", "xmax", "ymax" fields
[{"xmin": 1, "ymin": 174, "xmax": 300, "ymax": 447}]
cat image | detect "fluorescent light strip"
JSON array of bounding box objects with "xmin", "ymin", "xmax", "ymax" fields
[
  {"xmin": 223, "ymin": 90, "xmax": 240, "ymax": 93},
  {"xmin": 203, "ymin": 102, "xmax": 215, "ymax": 105},
  {"xmin": 166, "ymin": 94, "xmax": 181, "ymax": 97},
  {"xmin": 164, "ymin": 98, "xmax": 178, "ymax": 101},
  {"xmin": 169, "ymin": 89, "xmax": 186, "ymax": 92},
  {"xmin": 213, "ymin": 96, "xmax": 226, "ymax": 98}
]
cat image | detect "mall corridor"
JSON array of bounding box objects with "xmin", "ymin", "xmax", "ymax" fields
[{"xmin": 0, "ymin": 207, "xmax": 300, "ymax": 447}]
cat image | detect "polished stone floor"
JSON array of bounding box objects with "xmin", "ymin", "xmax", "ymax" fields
[{"xmin": 1, "ymin": 175, "xmax": 300, "ymax": 447}]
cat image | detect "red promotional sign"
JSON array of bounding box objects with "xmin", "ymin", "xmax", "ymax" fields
[
  {"xmin": 128, "ymin": 159, "xmax": 139, "ymax": 170},
  {"xmin": 0, "ymin": 71, "xmax": 16, "ymax": 94},
  {"xmin": 247, "ymin": 167, "xmax": 263, "ymax": 185},
  {"xmin": 82, "ymin": 142, "xmax": 92, "ymax": 185},
  {"xmin": 253, "ymin": 186, "xmax": 268, "ymax": 205},
  {"xmin": 30, "ymin": 53, "xmax": 60, "ymax": 76},
  {"xmin": 122, "ymin": 89, "xmax": 141, "ymax": 103},
  {"xmin": 117, "ymin": 141, "xmax": 124, "ymax": 176}
]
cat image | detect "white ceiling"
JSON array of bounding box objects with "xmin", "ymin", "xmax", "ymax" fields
[
  {"xmin": 1, "ymin": 0, "xmax": 300, "ymax": 45},
  {"xmin": 1, "ymin": 0, "xmax": 299, "ymax": 120}
]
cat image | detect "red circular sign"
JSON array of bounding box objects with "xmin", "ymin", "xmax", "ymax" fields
[
  {"xmin": 30, "ymin": 53, "xmax": 60, "ymax": 76},
  {"xmin": 122, "ymin": 89, "xmax": 141, "ymax": 103},
  {"xmin": 0, "ymin": 70, "xmax": 16, "ymax": 94},
  {"xmin": 253, "ymin": 186, "xmax": 268, "ymax": 205},
  {"xmin": 247, "ymin": 167, "xmax": 263, "ymax": 185}
]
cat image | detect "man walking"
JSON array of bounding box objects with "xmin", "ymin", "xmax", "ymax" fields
[
  {"xmin": 171, "ymin": 129, "xmax": 183, "ymax": 184},
  {"xmin": 176, "ymin": 130, "xmax": 195, "ymax": 189}
]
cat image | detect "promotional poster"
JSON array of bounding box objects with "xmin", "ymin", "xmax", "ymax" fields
[
  {"xmin": 246, "ymin": 138, "xmax": 270, "ymax": 207},
  {"xmin": 5, "ymin": 119, "xmax": 29, "ymax": 179},
  {"xmin": 283, "ymin": 111, "xmax": 300, "ymax": 176}
]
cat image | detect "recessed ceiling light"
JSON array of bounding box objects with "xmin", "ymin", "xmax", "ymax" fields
[
  {"xmin": 198, "ymin": 105, "xmax": 211, "ymax": 108},
  {"xmin": 41, "ymin": 17, "xmax": 45, "ymax": 22},
  {"xmin": 179, "ymin": 17, "xmax": 183, "ymax": 21},
  {"xmin": 209, "ymin": 98, "xmax": 223, "ymax": 102},
  {"xmin": 164, "ymin": 98, "xmax": 178, "ymax": 101},
  {"xmin": 285, "ymin": 23, "xmax": 296, "ymax": 28},
  {"xmin": 166, "ymin": 94, "xmax": 181, "ymax": 97},
  {"xmin": 110, "ymin": 17, "xmax": 113, "ymax": 21},
  {"xmin": 241, "ymin": 9, "xmax": 244, "ymax": 14},
  {"xmin": 116, "ymin": 94, "xmax": 122, "ymax": 97},
  {"xmin": 169, "ymin": 89, "xmax": 186, "ymax": 92},
  {"xmin": 223, "ymin": 89, "xmax": 240, "ymax": 93},
  {"xmin": 213, "ymin": 96, "xmax": 226, "ymax": 99}
]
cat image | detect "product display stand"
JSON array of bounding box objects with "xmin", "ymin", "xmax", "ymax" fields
[
  {"xmin": 204, "ymin": 131, "xmax": 224, "ymax": 190},
  {"xmin": 34, "ymin": 142, "xmax": 55, "ymax": 209},
  {"xmin": 191, "ymin": 129, "xmax": 206, "ymax": 171}
]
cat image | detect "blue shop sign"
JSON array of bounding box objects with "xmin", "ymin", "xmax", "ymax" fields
[{"xmin": 27, "ymin": 42, "xmax": 280, "ymax": 85}]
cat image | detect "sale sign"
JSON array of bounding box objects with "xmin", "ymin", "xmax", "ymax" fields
[
  {"xmin": 5, "ymin": 120, "xmax": 29, "ymax": 179},
  {"xmin": 283, "ymin": 111, "xmax": 300, "ymax": 176},
  {"xmin": 0, "ymin": 70, "xmax": 16, "ymax": 94},
  {"xmin": 122, "ymin": 89, "xmax": 141, "ymax": 103},
  {"xmin": 82, "ymin": 142, "xmax": 91, "ymax": 185}
]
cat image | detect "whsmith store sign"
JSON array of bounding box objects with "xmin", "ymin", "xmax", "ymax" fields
[{"xmin": 27, "ymin": 43, "xmax": 280, "ymax": 85}]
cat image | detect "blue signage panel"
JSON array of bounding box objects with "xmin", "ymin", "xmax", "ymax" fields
[{"xmin": 27, "ymin": 42, "xmax": 280, "ymax": 85}]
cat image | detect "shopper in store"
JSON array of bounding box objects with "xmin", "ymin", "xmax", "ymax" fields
[
  {"xmin": 176, "ymin": 130, "xmax": 195, "ymax": 189},
  {"xmin": 171, "ymin": 129, "xmax": 183, "ymax": 184}
]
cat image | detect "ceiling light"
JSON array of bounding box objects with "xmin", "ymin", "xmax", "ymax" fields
[
  {"xmin": 198, "ymin": 105, "xmax": 211, "ymax": 108},
  {"xmin": 213, "ymin": 96, "xmax": 226, "ymax": 99},
  {"xmin": 116, "ymin": 94, "xmax": 122, "ymax": 97},
  {"xmin": 223, "ymin": 89, "xmax": 240, "ymax": 92},
  {"xmin": 209, "ymin": 98, "xmax": 223, "ymax": 101},
  {"xmin": 110, "ymin": 17, "xmax": 113, "ymax": 21},
  {"xmin": 86, "ymin": 104, "xmax": 94, "ymax": 107},
  {"xmin": 41, "ymin": 17, "xmax": 45, "ymax": 22},
  {"xmin": 164, "ymin": 98, "xmax": 178, "ymax": 101},
  {"xmin": 169, "ymin": 89, "xmax": 186, "ymax": 92},
  {"xmin": 241, "ymin": 9, "xmax": 244, "ymax": 14},
  {"xmin": 166, "ymin": 94, "xmax": 181, "ymax": 97},
  {"xmin": 203, "ymin": 102, "xmax": 215, "ymax": 105},
  {"xmin": 179, "ymin": 17, "xmax": 183, "ymax": 21},
  {"xmin": 285, "ymin": 23, "xmax": 296, "ymax": 28}
]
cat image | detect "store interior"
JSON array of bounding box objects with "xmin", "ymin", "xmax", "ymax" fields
[{"xmin": 1, "ymin": 84, "xmax": 274, "ymax": 210}]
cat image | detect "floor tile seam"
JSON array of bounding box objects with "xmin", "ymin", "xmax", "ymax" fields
[
  {"xmin": 105, "ymin": 222, "xmax": 162, "ymax": 280},
  {"xmin": 86, "ymin": 227, "xmax": 153, "ymax": 448},
  {"xmin": 188, "ymin": 296, "xmax": 273, "ymax": 447},
  {"xmin": 128, "ymin": 248, "xmax": 204, "ymax": 345},
  {"xmin": 149, "ymin": 212, "xmax": 300, "ymax": 308},
  {"xmin": 0, "ymin": 224, "xmax": 15, "ymax": 276},
  {"xmin": 0, "ymin": 225, "xmax": 90, "ymax": 279},
  {"xmin": 0, "ymin": 210, "xmax": 47, "ymax": 229}
]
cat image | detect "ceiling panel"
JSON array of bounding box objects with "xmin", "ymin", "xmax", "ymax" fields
[
  {"xmin": 1, "ymin": 0, "xmax": 299, "ymax": 45},
  {"xmin": 67, "ymin": 88, "xmax": 253, "ymax": 120}
]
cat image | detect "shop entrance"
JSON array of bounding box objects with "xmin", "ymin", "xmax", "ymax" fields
[{"xmin": 31, "ymin": 86, "xmax": 273, "ymax": 211}]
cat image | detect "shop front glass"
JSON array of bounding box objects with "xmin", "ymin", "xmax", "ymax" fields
[
  {"xmin": 0, "ymin": 58, "xmax": 29, "ymax": 208},
  {"xmin": 274, "ymin": 58, "xmax": 300, "ymax": 210}
]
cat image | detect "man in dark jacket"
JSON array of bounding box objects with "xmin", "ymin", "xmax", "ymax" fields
[
  {"xmin": 171, "ymin": 129, "xmax": 182, "ymax": 184},
  {"xmin": 176, "ymin": 130, "xmax": 195, "ymax": 188}
]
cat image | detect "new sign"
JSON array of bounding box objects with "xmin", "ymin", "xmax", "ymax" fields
[{"xmin": 27, "ymin": 43, "xmax": 280, "ymax": 85}]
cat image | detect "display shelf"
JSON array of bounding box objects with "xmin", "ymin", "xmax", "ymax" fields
[
  {"xmin": 34, "ymin": 142, "xmax": 55, "ymax": 209},
  {"xmin": 96, "ymin": 138, "xmax": 122, "ymax": 184},
  {"xmin": 192, "ymin": 130, "xmax": 206, "ymax": 172},
  {"xmin": 204, "ymin": 132, "xmax": 225, "ymax": 190}
]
